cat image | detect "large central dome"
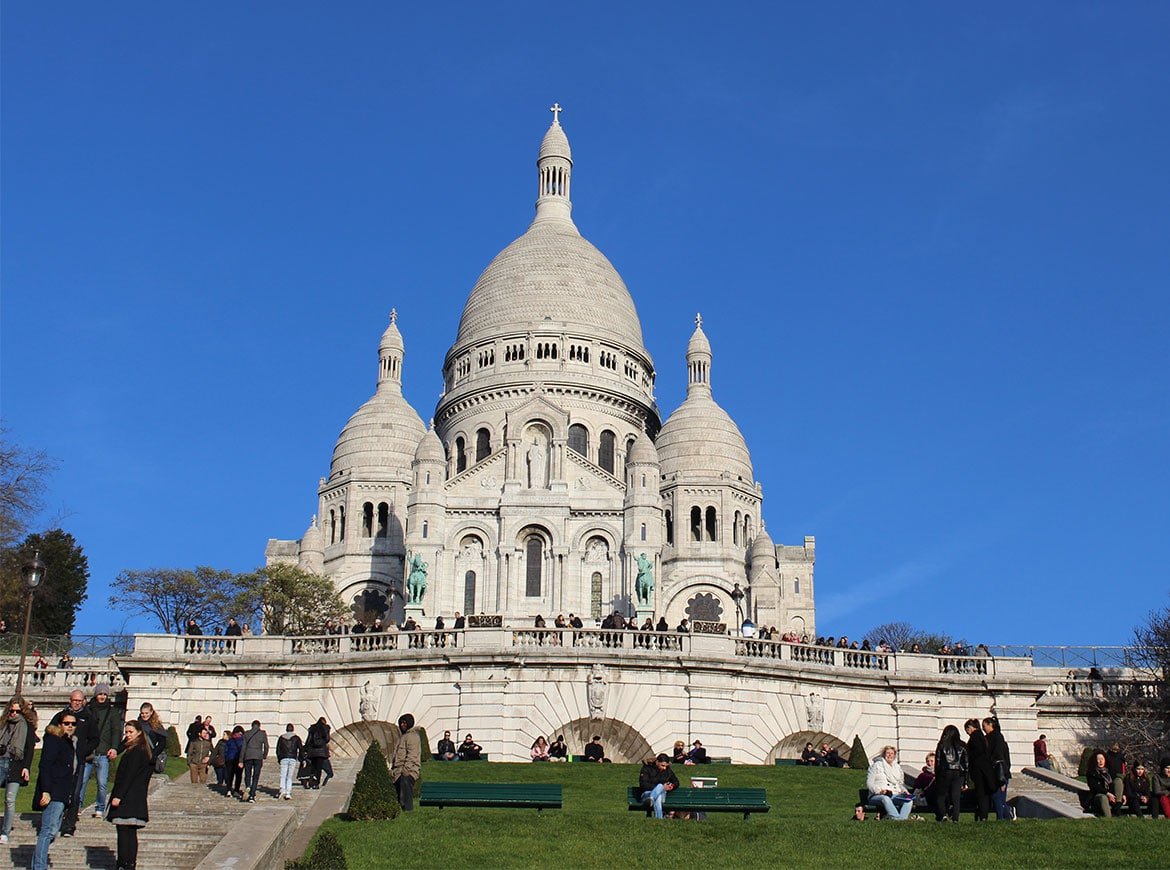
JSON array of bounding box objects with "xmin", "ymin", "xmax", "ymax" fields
[
  {"xmin": 454, "ymin": 220, "xmax": 645, "ymax": 351},
  {"xmin": 450, "ymin": 113, "xmax": 647, "ymax": 356}
]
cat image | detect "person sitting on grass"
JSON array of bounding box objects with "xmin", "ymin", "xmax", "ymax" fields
[
  {"xmin": 457, "ymin": 734, "xmax": 482, "ymax": 761},
  {"xmin": 584, "ymin": 735, "xmax": 608, "ymax": 763},
  {"xmin": 548, "ymin": 735, "xmax": 568, "ymax": 762},
  {"xmin": 639, "ymin": 753, "xmax": 680, "ymax": 819},
  {"xmin": 913, "ymin": 752, "xmax": 937, "ymax": 809},
  {"xmin": 1125, "ymin": 762, "xmax": 1153, "ymax": 816},
  {"xmin": 866, "ymin": 745, "xmax": 917, "ymax": 821},
  {"xmin": 531, "ymin": 736, "xmax": 550, "ymax": 762},
  {"xmin": 799, "ymin": 742, "xmax": 820, "ymax": 765},
  {"xmin": 436, "ymin": 730, "xmax": 457, "ymax": 761},
  {"xmin": 687, "ymin": 740, "xmax": 708, "ymax": 765},
  {"xmin": 671, "ymin": 741, "xmax": 688, "ymax": 765},
  {"xmin": 819, "ymin": 743, "xmax": 844, "ymax": 768},
  {"xmin": 1152, "ymin": 758, "xmax": 1170, "ymax": 818}
]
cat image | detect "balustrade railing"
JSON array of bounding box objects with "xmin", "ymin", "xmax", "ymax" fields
[
  {"xmin": 0, "ymin": 665, "xmax": 125, "ymax": 691},
  {"xmin": 511, "ymin": 628, "xmax": 685, "ymax": 652},
  {"xmin": 1045, "ymin": 678, "xmax": 1163, "ymax": 701}
]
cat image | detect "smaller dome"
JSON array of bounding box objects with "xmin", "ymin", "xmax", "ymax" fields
[
  {"xmin": 300, "ymin": 516, "xmax": 323, "ymax": 553},
  {"xmin": 539, "ymin": 120, "xmax": 572, "ymax": 162},
  {"xmin": 380, "ymin": 310, "xmax": 404, "ymax": 354},
  {"xmin": 330, "ymin": 392, "xmax": 426, "ymax": 477},
  {"xmin": 750, "ymin": 523, "xmax": 776, "ymax": 562},
  {"xmin": 414, "ymin": 424, "xmax": 445, "ymax": 464},
  {"xmin": 626, "ymin": 431, "xmax": 659, "ymax": 466},
  {"xmin": 687, "ymin": 318, "xmax": 712, "ymax": 357},
  {"xmin": 657, "ymin": 395, "xmax": 753, "ymax": 483}
]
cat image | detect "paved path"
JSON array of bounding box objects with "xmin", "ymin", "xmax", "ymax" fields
[{"xmin": 0, "ymin": 760, "xmax": 355, "ymax": 870}]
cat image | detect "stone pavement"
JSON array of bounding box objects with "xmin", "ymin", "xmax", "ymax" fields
[{"xmin": 0, "ymin": 760, "xmax": 355, "ymax": 870}]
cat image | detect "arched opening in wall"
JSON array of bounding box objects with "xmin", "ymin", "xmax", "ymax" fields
[
  {"xmin": 362, "ymin": 502, "xmax": 373, "ymax": 538},
  {"xmin": 550, "ymin": 717, "xmax": 652, "ymax": 764},
  {"xmin": 339, "ymin": 506, "xmax": 346, "ymax": 541},
  {"xmin": 464, "ymin": 571, "xmax": 476, "ymax": 614},
  {"xmin": 686, "ymin": 592, "xmax": 724, "ymax": 622},
  {"xmin": 350, "ymin": 587, "xmax": 390, "ymax": 625},
  {"xmin": 690, "ymin": 507, "xmax": 701, "ymax": 542},
  {"xmin": 598, "ymin": 430, "xmax": 615, "ymax": 474},
  {"xmin": 733, "ymin": 511, "xmax": 741, "ymax": 545},
  {"xmin": 794, "ymin": 578, "xmax": 800, "ymax": 596},
  {"xmin": 766, "ymin": 731, "xmax": 849, "ymax": 765},
  {"xmin": 475, "ymin": 428, "xmax": 491, "ymax": 462},
  {"xmin": 568, "ymin": 424, "xmax": 588, "ymax": 457},
  {"xmin": 665, "ymin": 510, "xmax": 673, "ymax": 545},
  {"xmin": 455, "ymin": 437, "xmax": 467, "ymax": 473},
  {"xmin": 376, "ymin": 503, "xmax": 389, "ymax": 539},
  {"xmin": 791, "ymin": 615, "xmax": 805, "ymax": 636},
  {"xmin": 330, "ymin": 720, "xmax": 403, "ymax": 760},
  {"xmin": 329, "ymin": 510, "xmax": 337, "ymax": 544},
  {"xmin": 590, "ymin": 572, "xmax": 603, "ymax": 620},
  {"xmin": 525, "ymin": 535, "xmax": 543, "ymax": 597},
  {"xmin": 705, "ymin": 506, "xmax": 717, "ymax": 542}
]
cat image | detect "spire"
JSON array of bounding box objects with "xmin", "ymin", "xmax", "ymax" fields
[
  {"xmin": 686, "ymin": 313, "xmax": 713, "ymax": 396},
  {"xmin": 535, "ymin": 103, "xmax": 573, "ymax": 224},
  {"xmin": 378, "ymin": 309, "xmax": 405, "ymax": 393}
]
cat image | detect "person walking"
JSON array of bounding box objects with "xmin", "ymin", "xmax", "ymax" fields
[
  {"xmin": 223, "ymin": 726, "xmax": 245, "ymax": 798},
  {"xmin": 108, "ymin": 720, "xmax": 153, "ymax": 870},
  {"xmin": 48, "ymin": 690, "xmax": 95, "ymax": 838},
  {"xmin": 210, "ymin": 729, "xmax": 230, "ymax": 790},
  {"xmin": 390, "ymin": 713, "xmax": 421, "ymax": 812},
  {"xmin": 33, "ymin": 713, "xmax": 83, "ymax": 870},
  {"xmin": 276, "ymin": 724, "xmax": 303, "ymax": 800},
  {"xmin": 240, "ymin": 720, "xmax": 269, "ymax": 803},
  {"xmin": 0, "ymin": 697, "xmax": 38, "ymax": 845},
  {"xmin": 85, "ymin": 684, "xmax": 122, "ymax": 818},
  {"xmin": 135, "ymin": 703, "xmax": 168, "ymax": 767},
  {"xmin": 305, "ymin": 717, "xmax": 331, "ymax": 788},
  {"xmin": 186, "ymin": 726, "xmax": 212, "ymax": 784}
]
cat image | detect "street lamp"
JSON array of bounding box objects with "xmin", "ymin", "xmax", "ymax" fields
[
  {"xmin": 730, "ymin": 583, "xmax": 744, "ymax": 636},
  {"xmin": 16, "ymin": 550, "xmax": 46, "ymax": 696}
]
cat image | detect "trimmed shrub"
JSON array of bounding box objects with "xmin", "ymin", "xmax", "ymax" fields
[
  {"xmin": 286, "ymin": 830, "xmax": 347, "ymax": 870},
  {"xmin": 848, "ymin": 734, "xmax": 868, "ymax": 769},
  {"xmin": 347, "ymin": 741, "xmax": 400, "ymax": 821},
  {"xmin": 166, "ymin": 725, "xmax": 182, "ymax": 757},
  {"xmin": 417, "ymin": 726, "xmax": 432, "ymax": 763}
]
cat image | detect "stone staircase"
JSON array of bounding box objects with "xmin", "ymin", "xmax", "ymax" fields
[
  {"xmin": 0, "ymin": 761, "xmax": 353, "ymax": 870},
  {"xmin": 1009, "ymin": 766, "xmax": 1092, "ymax": 819}
]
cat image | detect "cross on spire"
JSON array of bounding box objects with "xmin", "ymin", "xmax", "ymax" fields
[
  {"xmin": 695, "ymin": 312, "xmax": 703, "ymax": 328},
  {"xmin": 390, "ymin": 308, "xmax": 397, "ymax": 324},
  {"xmin": 550, "ymin": 102, "xmax": 563, "ymax": 124}
]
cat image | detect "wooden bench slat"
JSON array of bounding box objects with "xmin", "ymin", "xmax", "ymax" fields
[
  {"xmin": 420, "ymin": 782, "xmax": 562, "ymax": 809},
  {"xmin": 625, "ymin": 786, "xmax": 769, "ymax": 818}
]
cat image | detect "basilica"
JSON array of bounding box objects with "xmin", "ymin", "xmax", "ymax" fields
[{"xmin": 266, "ymin": 109, "xmax": 817, "ymax": 636}]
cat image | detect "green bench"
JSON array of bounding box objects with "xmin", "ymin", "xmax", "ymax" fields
[
  {"xmin": 420, "ymin": 782, "xmax": 562, "ymax": 810},
  {"xmin": 625, "ymin": 786, "xmax": 770, "ymax": 820}
]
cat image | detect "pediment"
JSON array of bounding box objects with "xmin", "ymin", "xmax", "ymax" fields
[
  {"xmin": 564, "ymin": 449, "xmax": 626, "ymax": 496},
  {"xmin": 506, "ymin": 393, "xmax": 570, "ymax": 438},
  {"xmin": 445, "ymin": 450, "xmax": 506, "ymax": 493}
]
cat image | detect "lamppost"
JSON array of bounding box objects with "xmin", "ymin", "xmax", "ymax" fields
[
  {"xmin": 16, "ymin": 550, "xmax": 47, "ymax": 696},
  {"xmin": 730, "ymin": 583, "xmax": 744, "ymax": 636}
]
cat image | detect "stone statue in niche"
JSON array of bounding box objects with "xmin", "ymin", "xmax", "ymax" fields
[
  {"xmin": 635, "ymin": 553, "xmax": 654, "ymax": 605},
  {"xmin": 526, "ymin": 433, "xmax": 548, "ymax": 489},
  {"xmin": 406, "ymin": 551, "xmax": 428, "ymax": 604},
  {"xmin": 586, "ymin": 538, "xmax": 608, "ymax": 563},
  {"xmin": 587, "ymin": 663, "xmax": 607, "ymax": 720},
  {"xmin": 806, "ymin": 691, "xmax": 824, "ymax": 732},
  {"xmin": 359, "ymin": 680, "xmax": 378, "ymax": 722}
]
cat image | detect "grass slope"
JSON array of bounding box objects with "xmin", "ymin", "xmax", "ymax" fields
[{"xmin": 313, "ymin": 762, "xmax": 1167, "ymax": 869}]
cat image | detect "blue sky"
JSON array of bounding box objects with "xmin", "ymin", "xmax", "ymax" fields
[{"xmin": 2, "ymin": 2, "xmax": 1168, "ymax": 645}]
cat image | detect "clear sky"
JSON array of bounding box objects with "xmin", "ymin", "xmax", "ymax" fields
[{"xmin": 2, "ymin": 2, "xmax": 1168, "ymax": 645}]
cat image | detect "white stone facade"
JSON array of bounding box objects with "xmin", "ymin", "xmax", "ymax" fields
[{"xmin": 266, "ymin": 109, "xmax": 815, "ymax": 635}]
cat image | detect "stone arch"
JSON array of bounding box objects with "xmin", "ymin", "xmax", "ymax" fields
[
  {"xmin": 550, "ymin": 716, "xmax": 652, "ymax": 764},
  {"xmin": 330, "ymin": 719, "xmax": 403, "ymax": 759},
  {"xmin": 766, "ymin": 730, "xmax": 850, "ymax": 765},
  {"xmin": 661, "ymin": 580, "xmax": 730, "ymax": 620},
  {"xmin": 569, "ymin": 524, "xmax": 620, "ymax": 553}
]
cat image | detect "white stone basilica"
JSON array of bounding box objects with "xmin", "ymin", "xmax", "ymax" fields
[{"xmin": 267, "ymin": 108, "xmax": 817, "ymax": 635}]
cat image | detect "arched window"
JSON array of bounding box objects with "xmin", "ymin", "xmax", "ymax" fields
[
  {"xmin": 525, "ymin": 536, "xmax": 543, "ymax": 597},
  {"xmin": 665, "ymin": 509, "xmax": 674, "ymax": 545},
  {"xmin": 464, "ymin": 571, "xmax": 476, "ymax": 613},
  {"xmin": 338, "ymin": 505, "xmax": 346, "ymax": 541},
  {"xmin": 590, "ymin": 572, "xmax": 602, "ymax": 619},
  {"xmin": 422, "ymin": 520, "xmax": 429, "ymax": 539},
  {"xmin": 733, "ymin": 511, "xmax": 741, "ymax": 545},
  {"xmin": 690, "ymin": 506, "xmax": 702, "ymax": 542},
  {"xmin": 705, "ymin": 506, "xmax": 717, "ymax": 542},
  {"xmin": 362, "ymin": 502, "xmax": 373, "ymax": 538},
  {"xmin": 329, "ymin": 509, "xmax": 336, "ymax": 544},
  {"xmin": 475, "ymin": 428, "xmax": 491, "ymax": 462},
  {"xmin": 377, "ymin": 503, "xmax": 389, "ymax": 538},
  {"xmin": 455, "ymin": 437, "xmax": 467, "ymax": 473},
  {"xmin": 599, "ymin": 430, "xmax": 615, "ymax": 474},
  {"xmin": 568, "ymin": 424, "xmax": 588, "ymax": 457},
  {"xmin": 640, "ymin": 523, "xmax": 647, "ymax": 542},
  {"xmin": 745, "ymin": 514, "xmax": 753, "ymax": 541},
  {"xmin": 794, "ymin": 578, "xmax": 800, "ymax": 595}
]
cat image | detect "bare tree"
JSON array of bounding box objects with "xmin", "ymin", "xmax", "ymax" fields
[
  {"xmin": 0, "ymin": 430, "xmax": 59, "ymax": 550},
  {"xmin": 110, "ymin": 567, "xmax": 238, "ymax": 634}
]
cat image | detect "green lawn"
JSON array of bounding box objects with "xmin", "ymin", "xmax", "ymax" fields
[
  {"xmin": 12, "ymin": 752, "xmax": 189, "ymax": 813},
  {"xmin": 310, "ymin": 761, "xmax": 1166, "ymax": 869}
]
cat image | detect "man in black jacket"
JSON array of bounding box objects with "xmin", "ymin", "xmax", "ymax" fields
[
  {"xmin": 82, "ymin": 685, "xmax": 122, "ymax": 819},
  {"xmin": 33, "ymin": 716, "xmax": 83, "ymax": 870},
  {"xmin": 436, "ymin": 730, "xmax": 457, "ymax": 761},
  {"xmin": 49, "ymin": 691, "xmax": 97, "ymax": 837},
  {"xmin": 638, "ymin": 754, "xmax": 680, "ymax": 819}
]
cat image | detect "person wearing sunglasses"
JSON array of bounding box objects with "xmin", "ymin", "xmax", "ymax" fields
[{"xmin": 33, "ymin": 714, "xmax": 83, "ymax": 870}]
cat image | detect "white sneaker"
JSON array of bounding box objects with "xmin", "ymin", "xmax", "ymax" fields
[{"xmin": 0, "ymin": 834, "xmax": 8, "ymax": 844}]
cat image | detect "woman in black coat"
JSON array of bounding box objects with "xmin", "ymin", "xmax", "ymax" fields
[
  {"xmin": 108, "ymin": 720, "xmax": 153, "ymax": 870},
  {"xmin": 982, "ymin": 717, "xmax": 1012, "ymax": 820},
  {"xmin": 964, "ymin": 718, "xmax": 994, "ymax": 821},
  {"xmin": 933, "ymin": 724, "xmax": 968, "ymax": 822}
]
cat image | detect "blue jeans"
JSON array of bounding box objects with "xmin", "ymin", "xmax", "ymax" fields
[
  {"xmin": 279, "ymin": 758, "xmax": 297, "ymax": 796},
  {"xmin": 868, "ymin": 793, "xmax": 914, "ymax": 820},
  {"xmin": 991, "ymin": 785, "xmax": 1010, "ymax": 819},
  {"xmin": 33, "ymin": 800, "xmax": 65, "ymax": 870},
  {"xmin": 640, "ymin": 783, "xmax": 667, "ymax": 818},
  {"xmin": 0, "ymin": 757, "xmax": 21, "ymax": 836},
  {"xmin": 78, "ymin": 755, "xmax": 110, "ymax": 814},
  {"xmin": 243, "ymin": 759, "xmax": 263, "ymax": 798}
]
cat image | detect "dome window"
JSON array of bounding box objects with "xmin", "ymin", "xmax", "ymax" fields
[
  {"xmin": 455, "ymin": 437, "xmax": 467, "ymax": 473},
  {"xmin": 525, "ymin": 536, "xmax": 543, "ymax": 597},
  {"xmin": 665, "ymin": 510, "xmax": 674, "ymax": 545},
  {"xmin": 705, "ymin": 507, "xmax": 717, "ymax": 542},
  {"xmin": 362, "ymin": 502, "xmax": 374, "ymax": 538},
  {"xmin": 377, "ymin": 503, "xmax": 390, "ymax": 539},
  {"xmin": 690, "ymin": 507, "xmax": 702, "ymax": 542},
  {"xmin": 599, "ymin": 431, "xmax": 616, "ymax": 474},
  {"xmin": 475, "ymin": 429, "xmax": 491, "ymax": 462},
  {"xmin": 568, "ymin": 424, "xmax": 588, "ymax": 457}
]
